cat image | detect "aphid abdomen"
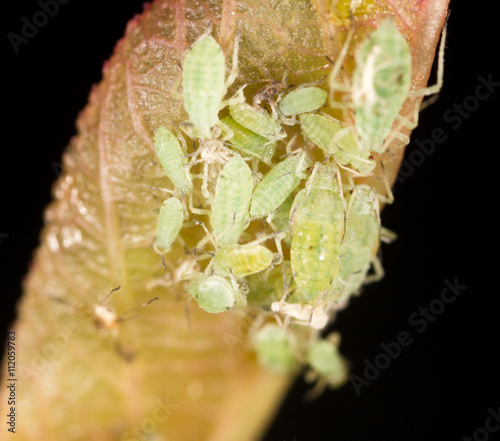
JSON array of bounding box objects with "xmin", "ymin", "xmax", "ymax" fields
[
  {"xmin": 182, "ymin": 35, "xmax": 226, "ymax": 138},
  {"xmin": 278, "ymin": 87, "xmax": 327, "ymax": 116},
  {"xmin": 307, "ymin": 339, "xmax": 348, "ymax": 388},
  {"xmin": 250, "ymin": 154, "xmax": 311, "ymax": 218},
  {"xmin": 253, "ymin": 324, "xmax": 297, "ymax": 374},
  {"xmin": 218, "ymin": 244, "xmax": 274, "ymax": 277},
  {"xmin": 154, "ymin": 127, "xmax": 193, "ymax": 192},
  {"xmin": 220, "ymin": 116, "xmax": 276, "ymax": 163},
  {"xmin": 229, "ymin": 102, "xmax": 287, "ymax": 141},
  {"xmin": 299, "ymin": 113, "xmax": 374, "ymax": 174},
  {"xmin": 290, "ymin": 164, "xmax": 345, "ymax": 300},
  {"xmin": 353, "ymin": 20, "xmax": 412, "ymax": 152},
  {"xmin": 339, "ymin": 185, "xmax": 380, "ymax": 295},
  {"xmin": 210, "ymin": 154, "xmax": 253, "ymax": 245},
  {"xmin": 153, "ymin": 197, "xmax": 184, "ymax": 256},
  {"xmin": 185, "ymin": 275, "xmax": 236, "ymax": 313}
]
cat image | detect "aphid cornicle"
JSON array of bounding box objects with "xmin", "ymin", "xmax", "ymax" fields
[
  {"xmin": 210, "ymin": 154, "xmax": 253, "ymax": 245},
  {"xmin": 289, "ymin": 162, "xmax": 346, "ymax": 301},
  {"xmin": 181, "ymin": 29, "xmax": 242, "ymax": 139},
  {"xmin": 339, "ymin": 185, "xmax": 382, "ymax": 296}
]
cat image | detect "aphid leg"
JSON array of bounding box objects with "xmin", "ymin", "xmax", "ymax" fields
[
  {"xmin": 328, "ymin": 27, "xmax": 355, "ymax": 106},
  {"xmin": 219, "ymin": 84, "xmax": 247, "ymax": 109},
  {"xmin": 375, "ymin": 160, "xmax": 394, "ymax": 204},
  {"xmin": 410, "ymin": 18, "xmax": 447, "ymax": 98},
  {"xmin": 380, "ymin": 226, "xmax": 398, "ymax": 244},
  {"xmin": 363, "ymin": 255, "xmax": 385, "ymax": 285},
  {"xmin": 223, "ymin": 30, "xmax": 241, "ymax": 91},
  {"xmin": 192, "ymin": 219, "xmax": 217, "ymax": 249},
  {"xmin": 188, "ymin": 192, "xmax": 211, "ymax": 216}
]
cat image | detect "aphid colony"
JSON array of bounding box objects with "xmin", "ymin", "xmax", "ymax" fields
[{"xmin": 149, "ymin": 21, "xmax": 438, "ymax": 387}]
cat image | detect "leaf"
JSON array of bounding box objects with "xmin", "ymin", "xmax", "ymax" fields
[{"xmin": 1, "ymin": 0, "xmax": 449, "ymax": 439}]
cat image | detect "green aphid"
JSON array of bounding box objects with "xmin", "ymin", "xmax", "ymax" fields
[
  {"xmin": 220, "ymin": 115, "xmax": 276, "ymax": 164},
  {"xmin": 154, "ymin": 126, "xmax": 192, "ymax": 193},
  {"xmin": 352, "ymin": 20, "xmax": 412, "ymax": 153},
  {"xmin": 306, "ymin": 338, "xmax": 348, "ymax": 389},
  {"xmin": 187, "ymin": 226, "xmax": 279, "ymax": 313},
  {"xmin": 250, "ymin": 152, "xmax": 312, "ymax": 219},
  {"xmin": 213, "ymin": 243, "xmax": 274, "ymax": 278},
  {"xmin": 210, "ymin": 154, "xmax": 253, "ymax": 245},
  {"xmin": 185, "ymin": 274, "xmax": 242, "ymax": 314},
  {"xmin": 299, "ymin": 113, "xmax": 375, "ymax": 175},
  {"xmin": 253, "ymin": 324, "xmax": 297, "ymax": 374},
  {"xmin": 339, "ymin": 185, "xmax": 381, "ymax": 296},
  {"xmin": 277, "ymin": 86, "xmax": 327, "ymax": 125},
  {"xmin": 181, "ymin": 30, "xmax": 242, "ymax": 139},
  {"xmin": 153, "ymin": 197, "xmax": 184, "ymax": 257},
  {"xmin": 229, "ymin": 102, "xmax": 287, "ymax": 142},
  {"xmin": 289, "ymin": 162, "xmax": 345, "ymax": 301}
]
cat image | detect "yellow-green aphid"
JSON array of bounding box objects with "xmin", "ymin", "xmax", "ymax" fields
[
  {"xmin": 185, "ymin": 274, "xmax": 241, "ymax": 313},
  {"xmin": 277, "ymin": 86, "xmax": 327, "ymax": 125},
  {"xmin": 290, "ymin": 162, "xmax": 345, "ymax": 301},
  {"xmin": 220, "ymin": 115, "xmax": 276, "ymax": 164},
  {"xmin": 229, "ymin": 102, "xmax": 287, "ymax": 142},
  {"xmin": 213, "ymin": 243, "xmax": 274, "ymax": 278},
  {"xmin": 182, "ymin": 31, "xmax": 240, "ymax": 139},
  {"xmin": 250, "ymin": 152, "xmax": 312, "ymax": 219},
  {"xmin": 351, "ymin": 20, "xmax": 412, "ymax": 153},
  {"xmin": 153, "ymin": 197, "xmax": 184, "ymax": 260},
  {"xmin": 253, "ymin": 324, "xmax": 297, "ymax": 374},
  {"xmin": 306, "ymin": 337, "xmax": 348, "ymax": 389},
  {"xmin": 299, "ymin": 113, "xmax": 375, "ymax": 175},
  {"xmin": 210, "ymin": 154, "xmax": 253, "ymax": 245},
  {"xmin": 154, "ymin": 126, "xmax": 192, "ymax": 193},
  {"xmin": 339, "ymin": 185, "xmax": 381, "ymax": 296}
]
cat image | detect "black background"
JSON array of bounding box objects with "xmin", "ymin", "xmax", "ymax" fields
[{"xmin": 2, "ymin": 2, "xmax": 498, "ymax": 440}]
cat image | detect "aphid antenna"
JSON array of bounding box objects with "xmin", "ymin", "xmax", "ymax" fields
[
  {"xmin": 147, "ymin": 185, "xmax": 174, "ymax": 195},
  {"xmin": 117, "ymin": 297, "xmax": 159, "ymax": 322},
  {"xmin": 102, "ymin": 286, "xmax": 122, "ymax": 304}
]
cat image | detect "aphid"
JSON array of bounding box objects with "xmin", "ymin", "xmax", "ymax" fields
[
  {"xmin": 153, "ymin": 197, "xmax": 184, "ymax": 267},
  {"xmin": 185, "ymin": 273, "xmax": 243, "ymax": 314},
  {"xmin": 300, "ymin": 112, "xmax": 375, "ymax": 175},
  {"xmin": 289, "ymin": 162, "xmax": 346, "ymax": 301},
  {"xmin": 277, "ymin": 86, "xmax": 327, "ymax": 125},
  {"xmin": 220, "ymin": 115, "xmax": 276, "ymax": 165},
  {"xmin": 339, "ymin": 185, "xmax": 383, "ymax": 296},
  {"xmin": 187, "ymin": 224, "xmax": 282, "ymax": 313},
  {"xmin": 181, "ymin": 28, "xmax": 243, "ymax": 139},
  {"xmin": 305, "ymin": 333, "xmax": 349, "ymax": 391},
  {"xmin": 252, "ymin": 79, "xmax": 289, "ymax": 108},
  {"xmin": 154, "ymin": 126, "xmax": 192, "ymax": 193},
  {"xmin": 329, "ymin": 19, "xmax": 446, "ymax": 153},
  {"xmin": 210, "ymin": 154, "xmax": 253, "ymax": 245},
  {"xmin": 351, "ymin": 20, "xmax": 412, "ymax": 152},
  {"xmin": 252, "ymin": 324, "xmax": 297, "ymax": 374},
  {"xmin": 250, "ymin": 151, "xmax": 312, "ymax": 220},
  {"xmin": 229, "ymin": 102, "xmax": 287, "ymax": 142}
]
